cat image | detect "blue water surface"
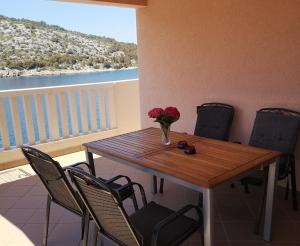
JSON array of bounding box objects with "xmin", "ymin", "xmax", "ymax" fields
[{"xmin": 0, "ymin": 68, "xmax": 138, "ymax": 90}]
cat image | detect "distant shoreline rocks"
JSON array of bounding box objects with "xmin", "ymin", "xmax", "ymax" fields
[
  {"xmin": 0, "ymin": 70, "xmax": 23, "ymax": 78},
  {"xmin": 0, "ymin": 16, "xmax": 137, "ymax": 79},
  {"xmin": 0, "ymin": 67, "xmax": 137, "ymax": 78}
]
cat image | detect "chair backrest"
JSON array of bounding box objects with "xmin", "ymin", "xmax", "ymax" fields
[
  {"xmin": 194, "ymin": 102, "xmax": 234, "ymax": 140},
  {"xmin": 249, "ymin": 108, "xmax": 300, "ymax": 178},
  {"xmin": 249, "ymin": 108, "xmax": 300, "ymax": 153},
  {"xmin": 21, "ymin": 146, "xmax": 82, "ymax": 214},
  {"xmin": 68, "ymin": 167, "xmax": 141, "ymax": 246}
]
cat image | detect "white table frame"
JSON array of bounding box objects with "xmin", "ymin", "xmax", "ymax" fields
[{"xmin": 85, "ymin": 149, "xmax": 279, "ymax": 246}]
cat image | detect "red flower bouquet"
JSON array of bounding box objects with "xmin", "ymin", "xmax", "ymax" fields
[{"xmin": 148, "ymin": 106, "xmax": 180, "ymax": 145}]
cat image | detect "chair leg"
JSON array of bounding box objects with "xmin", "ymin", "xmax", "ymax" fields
[
  {"xmin": 131, "ymin": 194, "xmax": 139, "ymax": 211},
  {"xmin": 81, "ymin": 215, "xmax": 85, "ymax": 240},
  {"xmin": 254, "ymin": 167, "xmax": 268, "ymax": 235},
  {"xmin": 198, "ymin": 192, "xmax": 203, "ymax": 208},
  {"xmin": 159, "ymin": 178, "xmax": 164, "ymax": 193},
  {"xmin": 285, "ymin": 176, "xmax": 290, "ymax": 200},
  {"xmin": 200, "ymin": 230, "xmax": 204, "ymax": 246},
  {"xmin": 199, "ymin": 218, "xmax": 204, "ymax": 246},
  {"xmin": 244, "ymin": 182, "xmax": 250, "ymax": 193},
  {"xmin": 82, "ymin": 212, "xmax": 90, "ymax": 246},
  {"xmin": 43, "ymin": 195, "xmax": 51, "ymax": 246},
  {"xmin": 291, "ymin": 163, "xmax": 298, "ymax": 211},
  {"xmin": 92, "ymin": 224, "xmax": 98, "ymax": 246},
  {"xmin": 99, "ymin": 234, "xmax": 104, "ymax": 246},
  {"xmin": 152, "ymin": 175, "xmax": 157, "ymax": 194}
]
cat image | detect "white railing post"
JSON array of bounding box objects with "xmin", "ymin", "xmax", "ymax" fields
[
  {"xmin": 59, "ymin": 91, "xmax": 69, "ymax": 138},
  {"xmin": 10, "ymin": 96, "xmax": 23, "ymax": 147},
  {"xmin": 45, "ymin": 92, "xmax": 60, "ymax": 141},
  {"xmin": 98, "ymin": 89, "xmax": 107, "ymax": 130},
  {"xmin": 23, "ymin": 95, "xmax": 35, "ymax": 145},
  {"xmin": 108, "ymin": 86, "xmax": 117, "ymax": 129},
  {"xmin": 36, "ymin": 94, "xmax": 47, "ymax": 143},
  {"xmin": 0, "ymin": 97, "xmax": 10, "ymax": 149},
  {"xmin": 88, "ymin": 89, "xmax": 97, "ymax": 132},
  {"xmin": 79, "ymin": 90, "xmax": 89, "ymax": 134},
  {"xmin": 69, "ymin": 90, "xmax": 79, "ymax": 137}
]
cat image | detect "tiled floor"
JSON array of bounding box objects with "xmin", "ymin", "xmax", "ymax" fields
[{"xmin": 0, "ymin": 151, "xmax": 300, "ymax": 246}]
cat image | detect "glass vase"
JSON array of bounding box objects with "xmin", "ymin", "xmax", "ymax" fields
[{"xmin": 160, "ymin": 124, "xmax": 171, "ymax": 145}]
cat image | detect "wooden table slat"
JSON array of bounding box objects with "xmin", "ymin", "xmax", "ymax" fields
[{"xmin": 84, "ymin": 127, "xmax": 281, "ymax": 188}]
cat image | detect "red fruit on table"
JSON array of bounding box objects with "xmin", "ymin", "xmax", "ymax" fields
[
  {"xmin": 177, "ymin": 140, "xmax": 188, "ymax": 149},
  {"xmin": 184, "ymin": 145, "xmax": 196, "ymax": 155}
]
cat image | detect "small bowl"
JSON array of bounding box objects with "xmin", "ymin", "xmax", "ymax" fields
[
  {"xmin": 184, "ymin": 145, "xmax": 196, "ymax": 155},
  {"xmin": 176, "ymin": 140, "xmax": 188, "ymax": 149}
]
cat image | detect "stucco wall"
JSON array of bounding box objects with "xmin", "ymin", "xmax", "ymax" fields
[{"xmin": 137, "ymin": 1, "xmax": 300, "ymax": 186}]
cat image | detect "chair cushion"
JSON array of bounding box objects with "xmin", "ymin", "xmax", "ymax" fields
[
  {"xmin": 249, "ymin": 110, "xmax": 300, "ymax": 153},
  {"xmin": 249, "ymin": 109, "xmax": 300, "ymax": 179},
  {"xmin": 194, "ymin": 104, "xmax": 234, "ymax": 140},
  {"xmin": 130, "ymin": 202, "xmax": 199, "ymax": 246}
]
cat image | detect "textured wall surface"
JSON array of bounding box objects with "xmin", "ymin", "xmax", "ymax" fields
[{"xmin": 137, "ymin": 0, "xmax": 300, "ymax": 187}]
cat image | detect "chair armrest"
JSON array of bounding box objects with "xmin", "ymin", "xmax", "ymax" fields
[
  {"xmin": 132, "ymin": 182, "xmax": 147, "ymax": 207},
  {"xmin": 116, "ymin": 182, "xmax": 147, "ymax": 207},
  {"xmin": 151, "ymin": 205, "xmax": 202, "ymax": 246},
  {"xmin": 63, "ymin": 162, "xmax": 93, "ymax": 174},
  {"xmin": 279, "ymin": 153, "xmax": 295, "ymax": 178},
  {"xmin": 105, "ymin": 175, "xmax": 132, "ymax": 184}
]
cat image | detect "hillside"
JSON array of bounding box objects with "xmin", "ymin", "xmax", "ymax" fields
[{"xmin": 0, "ymin": 15, "xmax": 137, "ymax": 77}]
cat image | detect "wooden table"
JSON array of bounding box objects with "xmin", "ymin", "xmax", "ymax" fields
[{"xmin": 84, "ymin": 127, "xmax": 281, "ymax": 246}]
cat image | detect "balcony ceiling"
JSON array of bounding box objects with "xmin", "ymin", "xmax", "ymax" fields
[{"xmin": 59, "ymin": 0, "xmax": 147, "ymax": 7}]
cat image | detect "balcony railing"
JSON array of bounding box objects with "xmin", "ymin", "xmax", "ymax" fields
[{"xmin": 0, "ymin": 79, "xmax": 140, "ymax": 169}]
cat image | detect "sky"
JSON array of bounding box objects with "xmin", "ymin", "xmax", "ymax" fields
[{"xmin": 0, "ymin": 0, "xmax": 137, "ymax": 43}]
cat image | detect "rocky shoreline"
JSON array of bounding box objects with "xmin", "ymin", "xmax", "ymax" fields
[{"xmin": 0, "ymin": 67, "xmax": 137, "ymax": 78}]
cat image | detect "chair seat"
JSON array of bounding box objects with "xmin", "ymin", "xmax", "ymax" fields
[
  {"xmin": 241, "ymin": 169, "xmax": 264, "ymax": 186},
  {"xmin": 130, "ymin": 202, "xmax": 199, "ymax": 246}
]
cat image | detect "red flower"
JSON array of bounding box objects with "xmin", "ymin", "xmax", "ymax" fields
[
  {"xmin": 164, "ymin": 107, "xmax": 180, "ymax": 119},
  {"xmin": 148, "ymin": 108, "xmax": 164, "ymax": 118}
]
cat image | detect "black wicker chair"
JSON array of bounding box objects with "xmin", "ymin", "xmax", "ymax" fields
[
  {"xmin": 194, "ymin": 102, "xmax": 234, "ymax": 140},
  {"xmin": 68, "ymin": 167, "xmax": 203, "ymax": 246},
  {"xmin": 156, "ymin": 102, "xmax": 234, "ymax": 194},
  {"xmin": 238, "ymin": 108, "xmax": 300, "ymax": 233},
  {"xmin": 21, "ymin": 146, "xmax": 138, "ymax": 246}
]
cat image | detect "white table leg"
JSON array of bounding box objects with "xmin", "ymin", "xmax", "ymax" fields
[
  {"xmin": 203, "ymin": 188, "xmax": 214, "ymax": 246},
  {"xmin": 264, "ymin": 159, "xmax": 279, "ymax": 241}
]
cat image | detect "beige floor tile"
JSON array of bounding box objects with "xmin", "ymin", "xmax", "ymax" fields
[
  {"xmin": 12, "ymin": 195, "xmax": 46, "ymax": 209},
  {"xmin": 1, "ymin": 151, "xmax": 300, "ymax": 245},
  {"xmin": 13, "ymin": 223, "xmax": 55, "ymax": 246},
  {"xmin": 57, "ymin": 209, "xmax": 81, "ymax": 224},
  {"xmin": 48, "ymin": 222, "xmax": 81, "ymax": 245},
  {"xmin": 25, "ymin": 184, "xmax": 47, "ymax": 196},
  {"xmin": 0, "ymin": 197, "xmax": 20, "ymax": 209},
  {"xmin": 0, "ymin": 215, "xmax": 33, "ymax": 245},
  {"xmin": 0, "ymin": 185, "xmax": 32, "ymax": 197},
  {"xmin": 0, "ymin": 207, "xmax": 8, "ymax": 214},
  {"xmin": 27, "ymin": 206, "xmax": 64, "ymax": 224},
  {"xmin": 4, "ymin": 208, "xmax": 36, "ymax": 226}
]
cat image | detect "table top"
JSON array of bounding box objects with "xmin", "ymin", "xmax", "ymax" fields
[{"xmin": 84, "ymin": 127, "xmax": 281, "ymax": 188}]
